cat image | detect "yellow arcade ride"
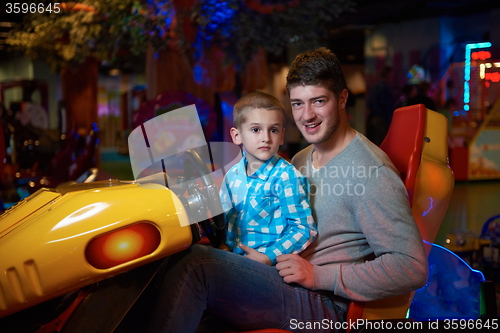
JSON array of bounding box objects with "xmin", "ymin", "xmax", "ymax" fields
[{"xmin": 0, "ymin": 149, "xmax": 225, "ymax": 321}]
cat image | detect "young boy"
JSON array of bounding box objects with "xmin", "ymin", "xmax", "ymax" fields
[{"xmin": 219, "ymin": 91, "xmax": 317, "ymax": 266}]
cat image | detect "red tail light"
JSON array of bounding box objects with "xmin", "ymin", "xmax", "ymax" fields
[{"xmin": 85, "ymin": 223, "xmax": 161, "ymax": 269}]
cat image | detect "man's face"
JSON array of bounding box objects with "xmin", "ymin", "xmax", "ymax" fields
[{"xmin": 289, "ymin": 85, "xmax": 347, "ymax": 146}]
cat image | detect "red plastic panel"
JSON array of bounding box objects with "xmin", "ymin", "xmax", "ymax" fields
[{"xmin": 380, "ymin": 104, "xmax": 426, "ymax": 204}]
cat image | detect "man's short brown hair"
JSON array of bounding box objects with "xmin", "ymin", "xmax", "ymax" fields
[
  {"xmin": 233, "ymin": 91, "xmax": 285, "ymax": 129},
  {"xmin": 286, "ymin": 47, "xmax": 347, "ymax": 98}
]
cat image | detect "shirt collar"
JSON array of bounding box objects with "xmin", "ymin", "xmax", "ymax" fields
[{"xmin": 237, "ymin": 153, "xmax": 279, "ymax": 181}]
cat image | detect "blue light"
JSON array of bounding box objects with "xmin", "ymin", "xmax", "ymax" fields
[
  {"xmin": 422, "ymin": 241, "xmax": 485, "ymax": 280},
  {"xmin": 464, "ymin": 42, "xmax": 491, "ymax": 112},
  {"xmin": 470, "ymin": 42, "xmax": 492, "ymax": 49},
  {"xmin": 464, "ymin": 81, "xmax": 470, "ymax": 104},
  {"xmin": 453, "ymin": 111, "xmax": 460, "ymax": 116},
  {"xmin": 193, "ymin": 64, "xmax": 203, "ymax": 84},
  {"xmin": 221, "ymin": 101, "xmax": 233, "ymax": 116},
  {"xmin": 192, "ymin": 0, "xmax": 238, "ymax": 62},
  {"xmin": 464, "ymin": 45, "xmax": 471, "ymax": 81},
  {"xmin": 422, "ymin": 197, "xmax": 434, "ymax": 217}
]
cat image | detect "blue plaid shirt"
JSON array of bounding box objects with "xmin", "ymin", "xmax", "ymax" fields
[{"xmin": 220, "ymin": 154, "xmax": 317, "ymax": 264}]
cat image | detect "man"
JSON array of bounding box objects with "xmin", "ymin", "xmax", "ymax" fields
[
  {"xmin": 285, "ymin": 48, "xmax": 426, "ymax": 301},
  {"xmin": 147, "ymin": 48, "xmax": 427, "ymax": 333}
]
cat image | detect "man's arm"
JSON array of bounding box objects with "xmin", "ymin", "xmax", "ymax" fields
[{"xmin": 278, "ymin": 163, "xmax": 427, "ymax": 301}]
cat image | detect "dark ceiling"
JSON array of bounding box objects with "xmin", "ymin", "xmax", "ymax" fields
[
  {"xmin": 2, "ymin": 1, "xmax": 500, "ymax": 63},
  {"xmin": 327, "ymin": 0, "xmax": 500, "ymax": 64},
  {"xmin": 332, "ymin": 0, "xmax": 500, "ymax": 28}
]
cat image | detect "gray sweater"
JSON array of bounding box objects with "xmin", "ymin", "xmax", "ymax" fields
[{"xmin": 292, "ymin": 132, "xmax": 427, "ymax": 302}]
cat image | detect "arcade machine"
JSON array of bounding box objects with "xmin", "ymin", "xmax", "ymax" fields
[
  {"xmin": 0, "ymin": 80, "xmax": 52, "ymax": 205},
  {"xmin": 0, "ymin": 80, "xmax": 99, "ymax": 204},
  {"xmin": 439, "ymin": 43, "xmax": 500, "ymax": 181}
]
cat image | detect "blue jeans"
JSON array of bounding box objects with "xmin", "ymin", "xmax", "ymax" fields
[{"xmin": 147, "ymin": 244, "xmax": 347, "ymax": 333}]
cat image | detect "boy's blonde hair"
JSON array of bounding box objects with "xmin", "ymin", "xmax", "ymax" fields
[{"xmin": 233, "ymin": 91, "xmax": 285, "ymax": 129}]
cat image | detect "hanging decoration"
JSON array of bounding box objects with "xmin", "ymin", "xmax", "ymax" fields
[
  {"xmin": 6, "ymin": 0, "xmax": 178, "ymax": 70},
  {"xmin": 6, "ymin": 0, "xmax": 355, "ymax": 71}
]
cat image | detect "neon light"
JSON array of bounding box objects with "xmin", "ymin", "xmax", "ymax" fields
[
  {"xmin": 422, "ymin": 197, "xmax": 434, "ymax": 217},
  {"xmin": 464, "ymin": 42, "xmax": 491, "ymax": 112},
  {"xmin": 464, "ymin": 81, "xmax": 470, "ymax": 103},
  {"xmin": 485, "ymin": 72, "xmax": 500, "ymax": 82},
  {"xmin": 471, "ymin": 51, "xmax": 491, "ymax": 60},
  {"xmin": 422, "ymin": 240, "xmax": 486, "ymax": 281},
  {"xmin": 479, "ymin": 62, "xmax": 500, "ymax": 82}
]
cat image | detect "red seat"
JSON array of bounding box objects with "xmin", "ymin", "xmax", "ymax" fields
[{"xmin": 379, "ymin": 104, "xmax": 425, "ymax": 204}]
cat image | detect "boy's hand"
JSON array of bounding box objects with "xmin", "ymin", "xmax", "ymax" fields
[
  {"xmin": 239, "ymin": 243, "xmax": 272, "ymax": 266},
  {"xmin": 275, "ymin": 254, "xmax": 314, "ymax": 289}
]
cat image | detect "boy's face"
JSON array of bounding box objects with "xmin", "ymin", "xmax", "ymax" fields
[{"xmin": 230, "ymin": 108, "xmax": 285, "ymax": 168}]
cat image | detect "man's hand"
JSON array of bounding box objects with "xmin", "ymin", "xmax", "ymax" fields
[
  {"xmin": 239, "ymin": 244, "xmax": 272, "ymax": 266},
  {"xmin": 275, "ymin": 254, "xmax": 314, "ymax": 289}
]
